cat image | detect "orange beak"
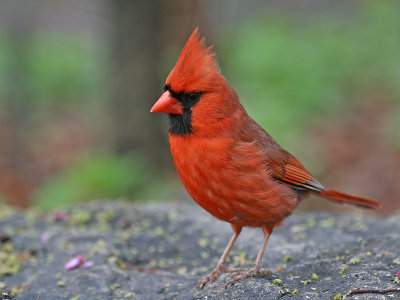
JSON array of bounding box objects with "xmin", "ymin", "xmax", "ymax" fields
[{"xmin": 150, "ymin": 91, "xmax": 183, "ymax": 115}]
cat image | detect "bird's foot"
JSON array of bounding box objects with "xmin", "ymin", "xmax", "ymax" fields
[
  {"xmin": 225, "ymin": 266, "xmax": 271, "ymax": 288},
  {"xmin": 197, "ymin": 264, "xmax": 244, "ymax": 289}
]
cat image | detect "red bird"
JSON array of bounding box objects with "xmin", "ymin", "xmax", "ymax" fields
[{"xmin": 151, "ymin": 28, "xmax": 381, "ymax": 287}]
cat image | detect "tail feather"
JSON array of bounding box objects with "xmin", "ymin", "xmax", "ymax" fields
[{"xmin": 316, "ymin": 189, "xmax": 381, "ymax": 209}]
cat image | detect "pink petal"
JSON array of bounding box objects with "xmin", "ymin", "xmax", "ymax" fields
[
  {"xmin": 81, "ymin": 261, "xmax": 94, "ymax": 269},
  {"xmin": 397, "ymin": 271, "xmax": 400, "ymax": 278},
  {"xmin": 40, "ymin": 232, "xmax": 51, "ymax": 244},
  {"xmin": 53, "ymin": 211, "xmax": 68, "ymax": 222},
  {"xmin": 64, "ymin": 255, "xmax": 85, "ymax": 270}
]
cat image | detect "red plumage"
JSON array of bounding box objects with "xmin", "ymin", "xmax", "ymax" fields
[{"xmin": 151, "ymin": 28, "xmax": 381, "ymax": 287}]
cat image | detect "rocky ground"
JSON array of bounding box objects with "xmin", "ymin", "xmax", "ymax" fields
[{"xmin": 0, "ymin": 201, "xmax": 399, "ymax": 300}]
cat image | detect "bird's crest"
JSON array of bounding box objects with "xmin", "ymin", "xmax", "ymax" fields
[{"xmin": 166, "ymin": 28, "xmax": 221, "ymax": 93}]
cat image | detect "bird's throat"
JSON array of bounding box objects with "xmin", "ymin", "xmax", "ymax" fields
[{"xmin": 168, "ymin": 108, "xmax": 192, "ymax": 136}]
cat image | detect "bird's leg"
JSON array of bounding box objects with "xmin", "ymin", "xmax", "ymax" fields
[
  {"xmin": 226, "ymin": 231, "xmax": 271, "ymax": 288},
  {"xmin": 197, "ymin": 231, "xmax": 242, "ymax": 288}
]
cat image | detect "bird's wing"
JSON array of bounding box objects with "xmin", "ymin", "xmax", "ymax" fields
[
  {"xmin": 268, "ymin": 152, "xmax": 325, "ymax": 192},
  {"xmin": 241, "ymin": 118, "xmax": 325, "ymax": 192}
]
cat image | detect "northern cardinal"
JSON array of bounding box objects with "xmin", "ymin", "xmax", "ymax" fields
[{"xmin": 151, "ymin": 28, "xmax": 381, "ymax": 287}]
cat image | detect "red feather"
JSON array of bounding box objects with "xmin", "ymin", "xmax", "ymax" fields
[{"xmin": 317, "ymin": 189, "xmax": 381, "ymax": 209}]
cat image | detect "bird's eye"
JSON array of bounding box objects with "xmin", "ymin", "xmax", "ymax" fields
[{"xmin": 187, "ymin": 92, "xmax": 200, "ymax": 102}]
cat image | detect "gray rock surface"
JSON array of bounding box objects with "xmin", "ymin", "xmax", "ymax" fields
[{"xmin": 0, "ymin": 201, "xmax": 399, "ymax": 299}]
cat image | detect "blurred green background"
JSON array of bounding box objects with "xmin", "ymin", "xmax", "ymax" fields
[{"xmin": 0, "ymin": 0, "xmax": 398, "ymax": 214}]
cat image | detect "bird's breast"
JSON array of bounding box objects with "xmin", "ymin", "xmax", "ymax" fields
[
  {"xmin": 168, "ymin": 133, "xmax": 301, "ymax": 228},
  {"xmin": 169, "ymin": 135, "xmax": 235, "ymax": 221}
]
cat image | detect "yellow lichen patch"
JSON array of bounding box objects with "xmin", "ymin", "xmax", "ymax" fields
[
  {"xmin": 69, "ymin": 210, "xmax": 91, "ymax": 225},
  {"xmin": 283, "ymin": 255, "xmax": 291, "ymax": 263},
  {"xmin": 349, "ymin": 257, "xmax": 360, "ymax": 265},
  {"xmin": 197, "ymin": 238, "xmax": 209, "ymax": 248},
  {"xmin": 319, "ymin": 218, "xmax": 335, "ymax": 228},
  {"xmin": 154, "ymin": 226, "xmax": 165, "ymax": 236},
  {"xmin": 332, "ymin": 293, "xmax": 342, "ymax": 300},
  {"xmin": 177, "ymin": 267, "xmax": 188, "ymax": 274},
  {"xmin": 0, "ymin": 205, "xmax": 15, "ymax": 222},
  {"xmin": 339, "ymin": 265, "xmax": 347, "ymax": 275},
  {"xmin": 392, "ymin": 258, "xmax": 400, "ymax": 265},
  {"xmin": 233, "ymin": 251, "xmax": 247, "ymax": 266},
  {"xmin": 0, "ymin": 243, "xmax": 20, "ymax": 277}
]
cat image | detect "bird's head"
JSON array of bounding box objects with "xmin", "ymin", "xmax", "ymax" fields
[{"xmin": 151, "ymin": 28, "xmax": 242, "ymax": 136}]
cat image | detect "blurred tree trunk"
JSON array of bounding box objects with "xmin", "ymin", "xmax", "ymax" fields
[
  {"xmin": 1, "ymin": 0, "xmax": 37, "ymax": 207},
  {"xmin": 109, "ymin": 0, "xmax": 170, "ymax": 169}
]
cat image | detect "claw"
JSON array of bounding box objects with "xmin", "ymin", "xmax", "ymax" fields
[
  {"xmin": 225, "ymin": 266, "xmax": 271, "ymax": 288},
  {"xmin": 197, "ymin": 265, "xmax": 222, "ymax": 288},
  {"xmin": 197, "ymin": 265, "xmax": 245, "ymax": 289}
]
